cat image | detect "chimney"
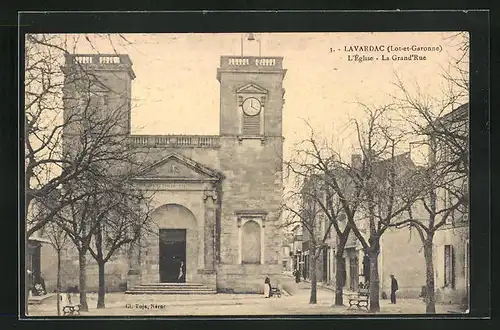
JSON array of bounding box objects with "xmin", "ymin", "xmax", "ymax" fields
[{"xmin": 351, "ymin": 154, "xmax": 362, "ymax": 169}]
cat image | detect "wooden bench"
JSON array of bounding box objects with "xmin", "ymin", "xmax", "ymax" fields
[
  {"xmin": 270, "ymin": 286, "xmax": 282, "ymax": 298},
  {"xmin": 348, "ymin": 288, "xmax": 369, "ymax": 310},
  {"xmin": 62, "ymin": 304, "xmax": 81, "ymax": 316},
  {"xmin": 61, "ymin": 293, "xmax": 81, "ymax": 316}
]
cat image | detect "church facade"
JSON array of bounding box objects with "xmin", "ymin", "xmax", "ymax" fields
[{"xmin": 51, "ymin": 53, "xmax": 287, "ymax": 293}]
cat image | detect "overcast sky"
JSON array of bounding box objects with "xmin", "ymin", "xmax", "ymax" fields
[{"xmin": 58, "ymin": 32, "xmax": 467, "ymax": 162}]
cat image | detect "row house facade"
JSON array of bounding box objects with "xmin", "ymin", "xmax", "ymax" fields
[
  {"xmin": 291, "ymin": 162, "xmax": 368, "ymax": 291},
  {"xmin": 292, "ymin": 101, "xmax": 468, "ymax": 305},
  {"xmin": 380, "ymin": 103, "xmax": 469, "ymax": 304}
]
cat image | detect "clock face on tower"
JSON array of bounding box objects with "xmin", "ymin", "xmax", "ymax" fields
[{"xmin": 242, "ymin": 97, "xmax": 261, "ymax": 116}]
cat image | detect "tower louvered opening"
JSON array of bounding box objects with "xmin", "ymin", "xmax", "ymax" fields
[{"xmin": 242, "ymin": 113, "xmax": 260, "ymax": 135}]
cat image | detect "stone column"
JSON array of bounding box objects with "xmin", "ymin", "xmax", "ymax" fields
[{"xmin": 203, "ymin": 190, "xmax": 216, "ymax": 271}]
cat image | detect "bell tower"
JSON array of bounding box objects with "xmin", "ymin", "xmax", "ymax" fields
[
  {"xmin": 215, "ymin": 48, "xmax": 287, "ymax": 291},
  {"xmin": 62, "ymin": 54, "xmax": 135, "ymax": 139},
  {"xmin": 216, "ymin": 55, "xmax": 286, "ymax": 140}
]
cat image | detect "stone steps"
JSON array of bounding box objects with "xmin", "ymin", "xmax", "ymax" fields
[
  {"xmin": 126, "ymin": 283, "xmax": 216, "ymax": 295},
  {"xmin": 138, "ymin": 283, "xmax": 206, "ymax": 287}
]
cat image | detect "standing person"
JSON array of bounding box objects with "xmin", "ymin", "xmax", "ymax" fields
[
  {"xmin": 390, "ymin": 274, "xmax": 399, "ymax": 304},
  {"xmin": 177, "ymin": 261, "xmax": 184, "ymax": 283},
  {"xmin": 264, "ymin": 277, "xmax": 271, "ymax": 298},
  {"xmin": 294, "ymin": 268, "xmax": 301, "ymax": 283}
]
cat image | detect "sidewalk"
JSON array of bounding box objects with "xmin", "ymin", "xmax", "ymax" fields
[{"xmin": 291, "ymin": 277, "xmax": 465, "ymax": 314}]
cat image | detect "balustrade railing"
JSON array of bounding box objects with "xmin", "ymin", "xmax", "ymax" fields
[
  {"xmin": 255, "ymin": 58, "xmax": 276, "ymax": 66},
  {"xmin": 130, "ymin": 135, "xmax": 220, "ymax": 148},
  {"xmin": 228, "ymin": 58, "xmax": 250, "ymax": 66},
  {"xmin": 67, "ymin": 54, "xmax": 132, "ymax": 66},
  {"xmin": 221, "ymin": 56, "xmax": 283, "ymax": 69}
]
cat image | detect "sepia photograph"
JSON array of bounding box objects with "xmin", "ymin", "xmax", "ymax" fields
[{"xmin": 23, "ymin": 31, "xmax": 470, "ymax": 317}]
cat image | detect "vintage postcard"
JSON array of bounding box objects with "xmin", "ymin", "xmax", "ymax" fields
[{"xmin": 24, "ymin": 31, "xmax": 470, "ymax": 317}]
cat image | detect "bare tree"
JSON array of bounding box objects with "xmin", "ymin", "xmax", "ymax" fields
[
  {"xmin": 283, "ymin": 123, "xmax": 356, "ymax": 305},
  {"xmin": 42, "ymin": 221, "xmax": 70, "ymax": 316},
  {"xmin": 24, "ymin": 33, "xmax": 156, "ymax": 314},
  {"xmin": 282, "ymin": 171, "xmax": 333, "ymax": 304},
  {"xmin": 54, "ymin": 182, "xmax": 103, "ymax": 312},
  {"xmin": 55, "ymin": 175, "xmax": 152, "ymax": 311},
  {"xmin": 391, "ymin": 149, "xmax": 466, "ymax": 313},
  {"xmin": 87, "ymin": 185, "xmax": 154, "ymax": 308},
  {"xmin": 391, "ymin": 88, "xmax": 468, "ymax": 315},
  {"xmin": 337, "ymin": 105, "xmax": 424, "ymax": 312},
  {"xmin": 442, "ymin": 32, "xmax": 469, "ymax": 103},
  {"xmin": 25, "ymin": 33, "xmax": 138, "ymax": 237}
]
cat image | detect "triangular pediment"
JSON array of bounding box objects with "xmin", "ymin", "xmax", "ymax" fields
[
  {"xmin": 137, "ymin": 153, "xmax": 221, "ymax": 181},
  {"xmin": 236, "ymin": 83, "xmax": 268, "ymax": 94}
]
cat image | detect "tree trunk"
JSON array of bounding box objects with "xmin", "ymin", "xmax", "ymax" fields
[
  {"xmin": 78, "ymin": 250, "xmax": 89, "ymax": 312},
  {"xmin": 57, "ymin": 251, "xmax": 61, "ymax": 316},
  {"xmin": 309, "ymin": 253, "xmax": 317, "ymax": 304},
  {"xmin": 95, "ymin": 222, "xmax": 106, "ymax": 308},
  {"xmin": 423, "ymin": 237, "xmax": 436, "ymax": 314},
  {"xmin": 334, "ymin": 254, "xmax": 345, "ymax": 305},
  {"xmin": 97, "ymin": 261, "xmax": 106, "ymax": 308},
  {"xmin": 368, "ymin": 250, "xmax": 380, "ymax": 312}
]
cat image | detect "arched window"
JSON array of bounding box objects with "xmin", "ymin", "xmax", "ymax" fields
[{"xmin": 241, "ymin": 220, "xmax": 261, "ymax": 264}]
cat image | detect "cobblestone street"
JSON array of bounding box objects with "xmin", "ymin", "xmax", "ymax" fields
[{"xmin": 28, "ymin": 277, "xmax": 465, "ymax": 316}]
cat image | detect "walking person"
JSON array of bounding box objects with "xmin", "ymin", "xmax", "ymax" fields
[
  {"xmin": 177, "ymin": 261, "xmax": 184, "ymax": 283},
  {"xmin": 294, "ymin": 268, "xmax": 301, "ymax": 283},
  {"xmin": 390, "ymin": 274, "xmax": 399, "ymax": 304}
]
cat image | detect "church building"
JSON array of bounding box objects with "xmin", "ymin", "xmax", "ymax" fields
[{"xmin": 49, "ymin": 51, "xmax": 287, "ymax": 294}]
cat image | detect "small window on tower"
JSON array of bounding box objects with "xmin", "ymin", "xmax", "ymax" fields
[{"xmin": 242, "ymin": 113, "xmax": 260, "ymax": 135}]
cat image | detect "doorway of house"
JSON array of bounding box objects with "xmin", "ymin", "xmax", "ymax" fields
[
  {"xmin": 159, "ymin": 229, "xmax": 186, "ymax": 283},
  {"xmin": 322, "ymin": 247, "xmax": 328, "ymax": 282}
]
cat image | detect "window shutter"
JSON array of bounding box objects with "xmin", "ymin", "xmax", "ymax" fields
[
  {"xmin": 242, "ymin": 113, "xmax": 260, "ymax": 135},
  {"xmin": 451, "ymin": 245, "xmax": 455, "ymax": 289}
]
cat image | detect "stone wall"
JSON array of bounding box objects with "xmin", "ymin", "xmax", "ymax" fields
[
  {"xmin": 216, "ymin": 136, "xmax": 283, "ymax": 291},
  {"xmin": 380, "ymin": 226, "xmax": 426, "ymax": 299},
  {"xmin": 380, "ymin": 223, "xmax": 469, "ymax": 303},
  {"xmin": 40, "ymin": 242, "xmax": 131, "ymax": 293},
  {"xmin": 218, "ymin": 137, "xmax": 283, "ymax": 262}
]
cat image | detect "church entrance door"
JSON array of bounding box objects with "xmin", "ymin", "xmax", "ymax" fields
[{"xmin": 159, "ymin": 229, "xmax": 186, "ymax": 283}]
